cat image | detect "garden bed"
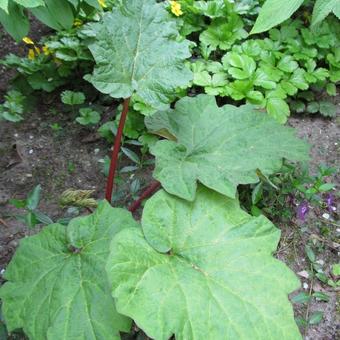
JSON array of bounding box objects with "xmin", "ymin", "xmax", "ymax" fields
[{"xmin": 0, "ymin": 4, "xmax": 339, "ymax": 340}]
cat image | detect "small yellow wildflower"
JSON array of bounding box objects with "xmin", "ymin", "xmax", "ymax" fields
[
  {"xmin": 34, "ymin": 46, "xmax": 41, "ymax": 55},
  {"xmin": 28, "ymin": 49, "xmax": 35, "ymax": 60},
  {"xmin": 170, "ymin": 1, "xmax": 183, "ymax": 17},
  {"xmin": 73, "ymin": 18, "xmax": 83, "ymax": 27},
  {"xmin": 22, "ymin": 36, "xmax": 34, "ymax": 45},
  {"xmin": 42, "ymin": 45, "xmax": 52, "ymax": 56},
  {"xmin": 98, "ymin": 0, "xmax": 107, "ymax": 8}
]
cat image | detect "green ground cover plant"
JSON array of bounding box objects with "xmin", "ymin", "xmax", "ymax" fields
[{"xmin": 0, "ymin": 0, "xmax": 338, "ymax": 339}]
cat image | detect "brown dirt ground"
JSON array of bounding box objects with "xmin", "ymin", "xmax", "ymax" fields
[{"xmin": 0, "ymin": 22, "xmax": 339, "ymax": 340}]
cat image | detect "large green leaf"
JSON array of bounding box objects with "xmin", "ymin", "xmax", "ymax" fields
[
  {"xmin": 311, "ymin": 0, "xmax": 339, "ymax": 26},
  {"xmin": 107, "ymin": 186, "xmax": 301, "ymax": 340},
  {"xmin": 0, "ymin": 0, "xmax": 8, "ymax": 12},
  {"xmin": 0, "ymin": 1, "xmax": 29, "ymax": 41},
  {"xmin": 84, "ymin": 0, "xmax": 192, "ymax": 110},
  {"xmin": 250, "ymin": 0, "xmax": 304, "ymax": 34},
  {"xmin": 13, "ymin": 0, "xmax": 44, "ymax": 7},
  {"xmin": 0, "ymin": 201, "xmax": 138, "ymax": 340},
  {"xmin": 146, "ymin": 95, "xmax": 309, "ymax": 201},
  {"xmin": 31, "ymin": 0, "xmax": 74, "ymax": 30}
]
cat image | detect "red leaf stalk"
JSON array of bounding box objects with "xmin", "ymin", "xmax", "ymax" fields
[
  {"xmin": 105, "ymin": 97, "xmax": 131, "ymax": 202},
  {"xmin": 128, "ymin": 181, "xmax": 161, "ymax": 213}
]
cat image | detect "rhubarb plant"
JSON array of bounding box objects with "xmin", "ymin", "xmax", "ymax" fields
[{"xmin": 0, "ymin": 1, "xmax": 314, "ymax": 339}]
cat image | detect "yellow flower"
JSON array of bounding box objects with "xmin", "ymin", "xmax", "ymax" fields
[
  {"xmin": 98, "ymin": 0, "xmax": 107, "ymax": 8},
  {"xmin": 28, "ymin": 49, "xmax": 35, "ymax": 60},
  {"xmin": 170, "ymin": 1, "xmax": 183, "ymax": 17},
  {"xmin": 42, "ymin": 45, "xmax": 52, "ymax": 56},
  {"xmin": 34, "ymin": 46, "xmax": 41, "ymax": 55},
  {"xmin": 73, "ymin": 18, "xmax": 83, "ymax": 27},
  {"xmin": 22, "ymin": 36, "xmax": 34, "ymax": 45}
]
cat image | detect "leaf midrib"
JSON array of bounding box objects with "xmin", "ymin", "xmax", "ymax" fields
[{"xmin": 130, "ymin": 0, "xmax": 145, "ymax": 84}]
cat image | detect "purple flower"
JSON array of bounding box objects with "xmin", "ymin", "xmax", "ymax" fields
[
  {"xmin": 297, "ymin": 201, "xmax": 309, "ymax": 221},
  {"xmin": 324, "ymin": 193, "xmax": 335, "ymax": 212}
]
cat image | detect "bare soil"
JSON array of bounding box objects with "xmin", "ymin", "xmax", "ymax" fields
[{"xmin": 0, "ymin": 22, "xmax": 339, "ymax": 340}]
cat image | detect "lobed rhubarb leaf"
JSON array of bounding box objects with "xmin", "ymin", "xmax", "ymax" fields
[
  {"xmin": 146, "ymin": 94, "xmax": 310, "ymax": 201},
  {"xmin": 0, "ymin": 201, "xmax": 138, "ymax": 340},
  {"xmin": 107, "ymin": 186, "xmax": 302, "ymax": 340},
  {"xmin": 84, "ymin": 0, "xmax": 192, "ymax": 111}
]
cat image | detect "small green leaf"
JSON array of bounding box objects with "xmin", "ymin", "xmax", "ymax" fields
[
  {"xmin": 98, "ymin": 121, "xmax": 116, "ymax": 142},
  {"xmin": 254, "ymin": 68, "xmax": 277, "ymax": 89},
  {"xmin": 318, "ymin": 183, "xmax": 335, "ymax": 192},
  {"xmin": 223, "ymin": 52, "xmax": 256, "ymax": 80},
  {"xmin": 76, "ymin": 108, "xmax": 101, "ymax": 125},
  {"xmin": 33, "ymin": 210, "xmax": 53, "ymax": 225},
  {"xmin": 9, "ymin": 199, "xmax": 27, "ymax": 209},
  {"xmin": 291, "ymin": 292, "xmax": 311, "ymax": 304},
  {"xmin": 252, "ymin": 182, "xmax": 263, "ymax": 205},
  {"xmin": 121, "ymin": 147, "xmax": 140, "ymax": 164},
  {"xmin": 308, "ymin": 311, "xmax": 323, "ymax": 325},
  {"xmin": 25, "ymin": 211, "xmax": 38, "ymax": 229},
  {"xmin": 326, "ymin": 83, "xmax": 337, "ymax": 96},
  {"xmin": 200, "ymin": 15, "xmax": 247, "ymax": 52},
  {"xmin": 305, "ymin": 245, "xmax": 316, "ymax": 263},
  {"xmin": 277, "ymin": 55, "xmax": 299, "ymax": 73},
  {"xmin": 295, "ymin": 316, "xmax": 307, "ymax": 328},
  {"xmin": 266, "ymin": 97, "xmax": 290, "ymax": 124},
  {"xmin": 312, "ymin": 292, "xmax": 330, "ymax": 302},
  {"xmin": 61, "ymin": 91, "xmax": 85, "ymax": 106},
  {"xmin": 27, "ymin": 185, "xmax": 41, "ymax": 210},
  {"xmin": 319, "ymin": 101, "xmax": 336, "ymax": 117},
  {"xmin": 251, "ymin": 205, "xmax": 262, "ymax": 216},
  {"xmin": 306, "ymin": 102, "xmax": 319, "ymax": 114},
  {"xmin": 316, "ymin": 272, "xmax": 328, "ymax": 283},
  {"xmin": 332, "ymin": 264, "xmax": 340, "ymax": 276},
  {"xmin": 290, "ymin": 100, "xmax": 305, "ymax": 113},
  {"xmin": 193, "ymin": 70, "xmax": 211, "ymax": 87},
  {"xmin": 289, "ymin": 69, "xmax": 308, "ymax": 90},
  {"xmin": 246, "ymin": 90, "xmax": 264, "ymax": 104}
]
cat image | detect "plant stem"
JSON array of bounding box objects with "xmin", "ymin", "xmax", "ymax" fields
[
  {"xmin": 128, "ymin": 181, "xmax": 161, "ymax": 213},
  {"xmin": 105, "ymin": 97, "xmax": 131, "ymax": 202}
]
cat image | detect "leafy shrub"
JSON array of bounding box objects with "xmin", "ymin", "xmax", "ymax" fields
[{"xmin": 189, "ymin": 16, "xmax": 339, "ymax": 123}]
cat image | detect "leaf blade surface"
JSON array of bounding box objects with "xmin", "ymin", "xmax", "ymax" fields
[
  {"xmin": 84, "ymin": 0, "xmax": 192, "ymax": 110},
  {"xmin": 0, "ymin": 201, "xmax": 138, "ymax": 340},
  {"xmin": 107, "ymin": 187, "xmax": 302, "ymax": 340},
  {"xmin": 146, "ymin": 95, "xmax": 310, "ymax": 201}
]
